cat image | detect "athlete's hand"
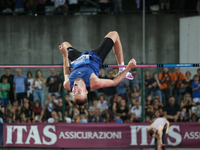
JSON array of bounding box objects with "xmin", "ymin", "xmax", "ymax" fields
[
  {"xmin": 127, "ymin": 58, "xmax": 137, "ymax": 70},
  {"xmin": 59, "ymin": 43, "xmax": 68, "ymax": 56}
]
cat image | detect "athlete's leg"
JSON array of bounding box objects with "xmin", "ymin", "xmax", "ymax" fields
[
  {"xmin": 63, "ymin": 42, "xmax": 82, "ymax": 61},
  {"xmin": 155, "ymin": 137, "xmax": 158, "ymax": 150},
  {"xmin": 105, "ymin": 31, "xmax": 124, "ymax": 64},
  {"xmin": 92, "ymin": 31, "xmax": 133, "ymax": 80},
  {"xmin": 162, "ymin": 125, "xmax": 167, "ymax": 150}
]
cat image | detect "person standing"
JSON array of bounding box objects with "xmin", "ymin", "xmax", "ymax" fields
[
  {"xmin": 0, "ymin": 68, "xmax": 14, "ymax": 105},
  {"xmin": 46, "ymin": 68, "xmax": 62, "ymax": 98},
  {"xmin": 159, "ymin": 68, "xmax": 171, "ymax": 105},
  {"xmin": 171, "ymin": 67, "xmax": 185, "ymax": 102},
  {"xmin": 0, "ymin": 77, "xmax": 10, "ymax": 113},
  {"xmin": 26, "ymin": 71, "xmax": 34, "ymax": 101},
  {"xmin": 147, "ymin": 117, "xmax": 170, "ymax": 150},
  {"xmin": 32, "ymin": 70, "xmax": 46, "ymax": 108},
  {"xmin": 13, "ymin": 69, "xmax": 27, "ymax": 105}
]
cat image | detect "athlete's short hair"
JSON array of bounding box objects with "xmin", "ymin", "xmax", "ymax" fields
[
  {"xmin": 149, "ymin": 129, "xmax": 155, "ymax": 137},
  {"xmin": 74, "ymin": 97, "xmax": 87, "ymax": 106}
]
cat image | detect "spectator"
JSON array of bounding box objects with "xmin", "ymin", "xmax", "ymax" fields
[
  {"xmin": 192, "ymin": 75, "xmax": 200, "ymax": 104},
  {"xmin": 190, "ymin": 113, "xmax": 199, "ymax": 122},
  {"xmin": 0, "ymin": 77, "xmax": 10, "ymax": 114},
  {"xmin": 145, "ymin": 95, "xmax": 153, "ymax": 108},
  {"xmin": 103, "ymin": 70, "xmax": 116, "ymax": 101},
  {"xmin": 78, "ymin": 105, "xmax": 88, "ymax": 123},
  {"xmin": 48, "ymin": 111, "xmax": 59, "ymax": 123},
  {"xmin": 20, "ymin": 112, "xmax": 29, "ymax": 123},
  {"xmin": 64, "ymin": 111, "xmax": 72, "ymax": 123},
  {"xmin": 112, "ymin": 68, "xmax": 118, "ymax": 78},
  {"xmin": 112, "ymin": 94, "xmax": 123, "ymax": 113},
  {"xmin": 99, "ymin": 0, "xmax": 113, "ymax": 14},
  {"xmin": 180, "ymin": 93, "xmax": 195, "ymax": 120},
  {"xmin": 116, "ymin": 79, "xmax": 129, "ymax": 98},
  {"xmin": 23, "ymin": 97, "xmax": 34, "ymax": 110},
  {"xmin": 177, "ymin": 112, "xmax": 187, "ymax": 122},
  {"xmin": 163, "ymin": 96, "xmax": 180, "ymax": 122},
  {"xmin": 0, "ymin": 68, "xmax": 14, "ymax": 105},
  {"xmin": 145, "ymin": 115, "xmax": 152, "ymax": 123},
  {"xmin": 53, "ymin": 97, "xmax": 63, "ymax": 119},
  {"xmin": 145, "ymin": 70, "xmax": 151, "ymax": 97},
  {"xmin": 130, "ymin": 68, "xmax": 141, "ymax": 92},
  {"xmin": 46, "ymin": 68, "xmax": 62, "ymax": 98},
  {"xmin": 14, "ymin": 0, "xmax": 25, "ymax": 13},
  {"xmin": 153, "ymin": 98, "xmax": 163, "ymax": 116},
  {"xmin": 197, "ymin": 68, "xmax": 200, "ymax": 81},
  {"xmin": 159, "ymin": 67, "xmax": 171, "ymax": 105},
  {"xmin": 89, "ymin": 109, "xmax": 103, "ymax": 123},
  {"xmin": 26, "ymin": 0, "xmax": 34, "ymax": 14},
  {"xmin": 0, "ymin": 0, "xmax": 13, "ymax": 13},
  {"xmin": 129, "ymin": 98, "xmax": 136, "ymax": 109},
  {"xmin": 72, "ymin": 107, "xmax": 80, "ymax": 123},
  {"xmin": 36, "ymin": 0, "xmax": 46, "ymax": 14},
  {"xmin": 102, "ymin": 110, "xmax": 114, "ymax": 123},
  {"xmin": 8, "ymin": 100, "xmax": 21, "ymax": 122},
  {"xmin": 44, "ymin": 96, "xmax": 54, "ymax": 120},
  {"xmin": 21, "ymin": 102, "xmax": 32, "ymax": 122},
  {"xmin": 32, "ymin": 70, "xmax": 46, "ymax": 108},
  {"xmin": 153, "ymin": 110, "xmax": 161, "ymax": 120},
  {"xmin": 97, "ymin": 68, "xmax": 106, "ymax": 95},
  {"xmin": 114, "ymin": 113, "xmax": 123, "ymax": 123},
  {"xmin": 9, "ymin": 99, "xmax": 21, "ymax": 113},
  {"xmin": 131, "ymin": 86, "xmax": 140, "ymax": 101},
  {"xmin": 180, "ymin": 71, "xmax": 193, "ymax": 97},
  {"xmin": 13, "ymin": 69, "xmax": 27, "ymax": 105},
  {"xmin": 89, "ymin": 98, "xmax": 103, "ymax": 116},
  {"xmin": 26, "ymin": 71, "xmax": 34, "ymax": 101},
  {"xmin": 130, "ymin": 101, "xmax": 142, "ymax": 122},
  {"xmin": 0, "ymin": 99, "xmax": 4, "ymax": 123},
  {"xmin": 68, "ymin": 0, "xmax": 80, "ymax": 14},
  {"xmin": 116, "ymin": 99, "xmax": 128, "ymax": 122},
  {"xmin": 97, "ymin": 94, "xmax": 108, "ymax": 111},
  {"xmin": 171, "ymin": 67, "xmax": 186, "ymax": 102},
  {"xmin": 65, "ymin": 93, "xmax": 74, "ymax": 115},
  {"xmin": 51, "ymin": 93, "xmax": 58, "ymax": 104},
  {"xmin": 32, "ymin": 100, "xmax": 43, "ymax": 123},
  {"xmin": 149, "ymin": 72, "xmax": 162, "ymax": 102},
  {"xmin": 51, "ymin": 0, "xmax": 67, "ymax": 14},
  {"xmin": 113, "ymin": 0, "xmax": 122, "ymax": 13},
  {"xmin": 5, "ymin": 113, "xmax": 14, "ymax": 123},
  {"xmin": 193, "ymin": 102, "xmax": 200, "ymax": 119}
]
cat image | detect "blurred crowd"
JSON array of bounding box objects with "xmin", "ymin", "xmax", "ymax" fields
[
  {"xmin": 0, "ymin": 0, "xmax": 200, "ymax": 15},
  {"xmin": 0, "ymin": 67, "xmax": 200, "ymax": 124}
]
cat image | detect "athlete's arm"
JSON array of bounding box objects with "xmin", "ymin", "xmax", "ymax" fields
[
  {"xmin": 59, "ymin": 43, "xmax": 71, "ymax": 91},
  {"xmin": 166, "ymin": 121, "xmax": 170, "ymax": 134},
  {"xmin": 94, "ymin": 59, "xmax": 136, "ymax": 88},
  {"xmin": 147, "ymin": 122, "xmax": 155, "ymax": 131}
]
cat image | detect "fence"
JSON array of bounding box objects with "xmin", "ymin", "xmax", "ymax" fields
[{"xmin": 2, "ymin": 123, "xmax": 200, "ymax": 148}]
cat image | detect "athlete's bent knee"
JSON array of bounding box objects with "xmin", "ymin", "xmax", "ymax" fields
[{"xmin": 63, "ymin": 42, "xmax": 72, "ymax": 48}]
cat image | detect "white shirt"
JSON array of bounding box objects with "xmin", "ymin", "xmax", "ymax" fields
[
  {"xmin": 51, "ymin": 0, "xmax": 66, "ymax": 8},
  {"xmin": 47, "ymin": 101, "xmax": 54, "ymax": 112},
  {"xmin": 27, "ymin": 78, "xmax": 34, "ymax": 91},
  {"xmin": 35, "ymin": 81, "xmax": 42, "ymax": 89},
  {"xmin": 131, "ymin": 106, "xmax": 142, "ymax": 117},
  {"xmin": 97, "ymin": 100, "xmax": 108, "ymax": 110}
]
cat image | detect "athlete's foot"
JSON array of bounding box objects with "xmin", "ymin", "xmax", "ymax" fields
[{"xmin": 118, "ymin": 70, "xmax": 134, "ymax": 80}]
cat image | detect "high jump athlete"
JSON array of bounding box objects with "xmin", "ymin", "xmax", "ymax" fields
[
  {"xmin": 59, "ymin": 31, "xmax": 136, "ymax": 105},
  {"xmin": 147, "ymin": 117, "xmax": 170, "ymax": 150}
]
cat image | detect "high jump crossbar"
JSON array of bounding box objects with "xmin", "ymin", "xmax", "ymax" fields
[{"xmin": 0, "ymin": 64, "xmax": 199, "ymax": 68}]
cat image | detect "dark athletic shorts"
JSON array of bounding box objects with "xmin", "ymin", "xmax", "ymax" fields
[{"xmin": 67, "ymin": 37, "xmax": 114, "ymax": 64}]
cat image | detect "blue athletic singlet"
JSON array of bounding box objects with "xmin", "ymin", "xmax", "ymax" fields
[{"xmin": 69, "ymin": 51, "xmax": 102, "ymax": 91}]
